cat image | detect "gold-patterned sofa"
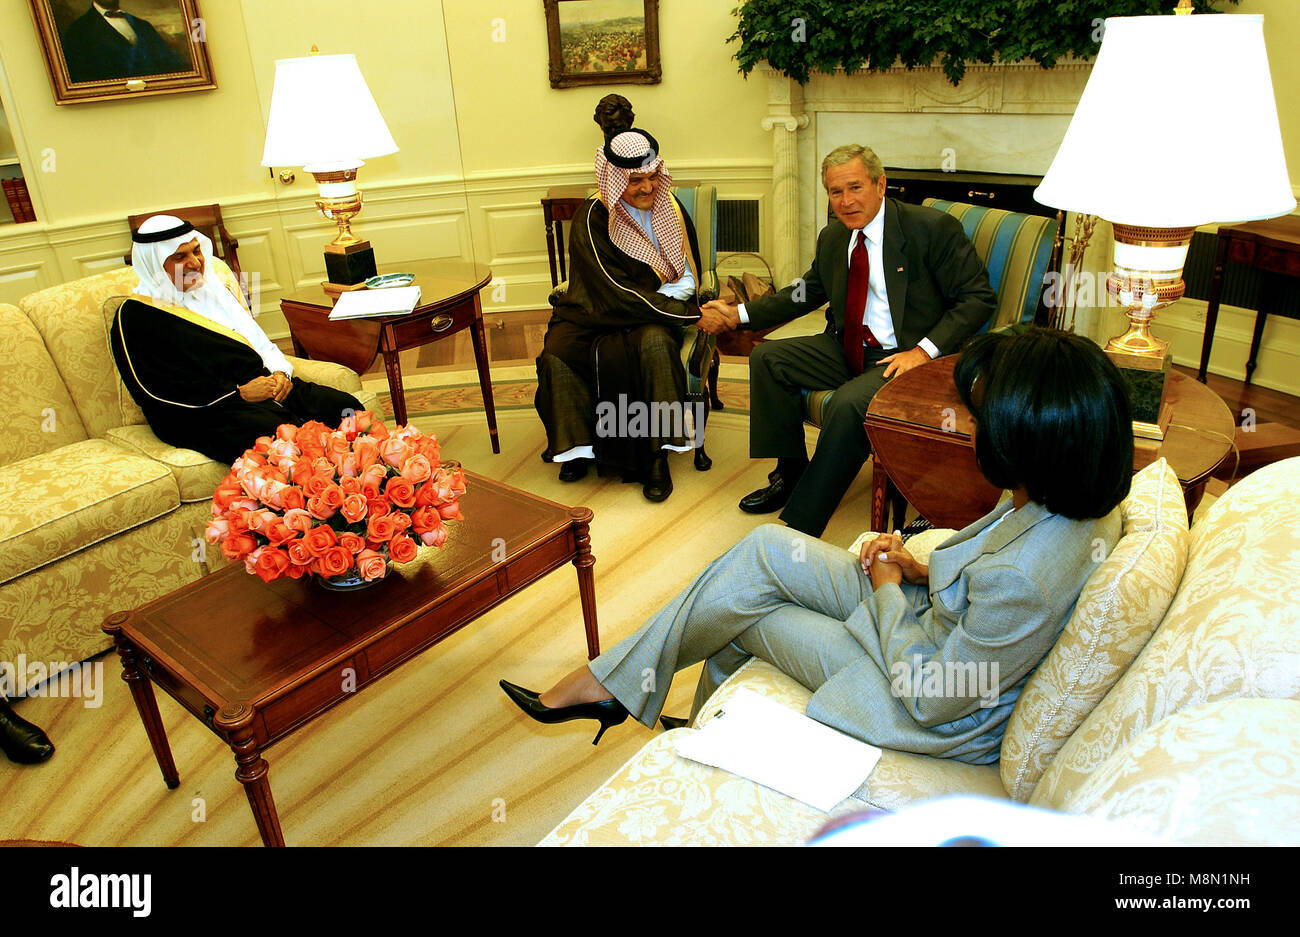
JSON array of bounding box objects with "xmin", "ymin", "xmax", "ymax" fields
[
  {"xmin": 0, "ymin": 263, "xmax": 376, "ymax": 673},
  {"xmin": 541, "ymin": 456, "xmax": 1300, "ymax": 846}
]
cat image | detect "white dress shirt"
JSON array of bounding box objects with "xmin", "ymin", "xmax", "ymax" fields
[
  {"xmin": 95, "ymin": 2, "xmax": 139, "ymax": 43},
  {"xmin": 738, "ymin": 200, "xmax": 939, "ymax": 360}
]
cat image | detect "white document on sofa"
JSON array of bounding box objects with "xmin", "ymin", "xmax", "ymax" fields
[{"xmin": 673, "ymin": 688, "xmax": 883, "ymax": 812}]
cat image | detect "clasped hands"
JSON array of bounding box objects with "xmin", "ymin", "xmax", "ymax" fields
[
  {"xmin": 696, "ymin": 299, "xmax": 740, "ymax": 336},
  {"xmin": 238, "ymin": 371, "xmax": 292, "ymax": 403},
  {"xmin": 860, "ymin": 531, "xmax": 928, "ymax": 590}
]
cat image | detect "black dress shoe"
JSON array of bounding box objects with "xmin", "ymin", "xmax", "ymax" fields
[
  {"xmin": 557, "ymin": 458, "xmax": 591, "ymax": 482},
  {"xmin": 739, "ymin": 471, "xmax": 800, "ymax": 514},
  {"xmin": 499, "ymin": 680, "xmax": 629, "ymax": 745},
  {"xmin": 642, "ymin": 455, "xmax": 672, "ymax": 502},
  {"xmin": 0, "ymin": 699, "xmax": 54, "ymax": 765},
  {"xmin": 659, "ymin": 715, "xmax": 690, "ymax": 731}
]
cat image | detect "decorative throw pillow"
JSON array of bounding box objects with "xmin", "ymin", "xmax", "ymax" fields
[{"xmin": 998, "ymin": 457, "xmax": 1189, "ymax": 801}]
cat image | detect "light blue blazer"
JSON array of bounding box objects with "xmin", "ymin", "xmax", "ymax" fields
[{"xmin": 806, "ymin": 499, "xmax": 1121, "ymax": 764}]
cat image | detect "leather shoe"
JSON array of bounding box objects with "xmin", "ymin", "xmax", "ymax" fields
[
  {"xmin": 659, "ymin": 715, "xmax": 690, "ymax": 731},
  {"xmin": 0, "ymin": 699, "xmax": 54, "ymax": 765},
  {"xmin": 739, "ymin": 471, "xmax": 799, "ymax": 514},
  {"xmin": 643, "ymin": 456, "xmax": 672, "ymax": 502},
  {"xmin": 557, "ymin": 458, "xmax": 590, "ymax": 482}
]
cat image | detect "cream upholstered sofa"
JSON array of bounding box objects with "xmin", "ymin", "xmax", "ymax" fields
[
  {"xmin": 0, "ymin": 262, "xmax": 376, "ymax": 672},
  {"xmin": 541, "ymin": 456, "xmax": 1300, "ymax": 846}
]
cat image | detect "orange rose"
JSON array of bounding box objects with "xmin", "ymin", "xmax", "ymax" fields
[
  {"xmin": 302, "ymin": 474, "xmax": 333, "ymax": 498},
  {"xmin": 281, "ymin": 486, "xmax": 307, "ymax": 511},
  {"xmin": 391, "ymin": 512, "xmax": 412, "ymax": 533},
  {"xmin": 318, "ymin": 545, "xmax": 353, "ymax": 578},
  {"xmin": 253, "ymin": 436, "xmax": 274, "ymax": 454},
  {"xmin": 360, "ymin": 467, "xmax": 387, "ymax": 499},
  {"xmin": 307, "ymin": 495, "xmax": 337, "ymax": 521},
  {"xmin": 418, "ymin": 517, "xmax": 448, "ymax": 548},
  {"xmin": 341, "ymin": 493, "xmax": 368, "ymax": 524},
  {"xmin": 319, "ymin": 485, "xmax": 344, "ymax": 511},
  {"xmin": 380, "ymin": 436, "xmax": 411, "ymax": 470},
  {"xmin": 339, "ymin": 475, "xmax": 362, "ymax": 496},
  {"xmin": 367, "ymin": 498, "xmax": 391, "ymax": 519},
  {"xmin": 221, "ymin": 532, "xmax": 258, "ymax": 562},
  {"xmin": 228, "ymin": 509, "xmax": 253, "ymax": 535},
  {"xmin": 286, "ymin": 538, "xmax": 314, "ymax": 566},
  {"xmin": 366, "ymin": 514, "xmax": 397, "ymax": 542},
  {"xmin": 437, "ymin": 501, "xmax": 463, "ymax": 522},
  {"xmin": 338, "ymin": 531, "xmax": 366, "ymax": 555},
  {"xmin": 385, "ymin": 476, "xmax": 416, "ymax": 508},
  {"xmin": 388, "ymin": 534, "xmax": 418, "ymax": 564},
  {"xmin": 410, "ymin": 506, "xmax": 438, "ymax": 534},
  {"xmin": 283, "ymin": 508, "xmax": 314, "ymax": 534},
  {"xmin": 252, "ymin": 546, "xmax": 291, "ymax": 583},
  {"xmin": 212, "ymin": 483, "xmax": 243, "ymax": 512},
  {"xmin": 402, "ymin": 454, "xmax": 432, "ymax": 484},
  {"xmin": 275, "ymin": 423, "xmax": 298, "ymax": 443},
  {"xmin": 356, "ymin": 548, "xmax": 388, "ymax": 581},
  {"xmin": 303, "ymin": 525, "xmax": 337, "ymax": 557},
  {"xmin": 284, "ymin": 562, "xmax": 308, "ymax": 579},
  {"xmin": 265, "ymin": 518, "xmax": 298, "ymax": 546}
]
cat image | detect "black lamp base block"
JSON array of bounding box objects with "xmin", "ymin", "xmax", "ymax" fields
[
  {"xmin": 1108, "ymin": 349, "xmax": 1173, "ymax": 441},
  {"xmin": 324, "ymin": 242, "xmax": 377, "ymax": 287}
]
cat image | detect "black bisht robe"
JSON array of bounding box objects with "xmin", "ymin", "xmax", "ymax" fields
[
  {"xmin": 110, "ymin": 298, "xmax": 361, "ymax": 464},
  {"xmin": 536, "ymin": 196, "xmax": 704, "ymax": 478}
]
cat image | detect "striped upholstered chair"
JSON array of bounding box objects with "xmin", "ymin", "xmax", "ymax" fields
[
  {"xmin": 547, "ymin": 184, "xmax": 720, "ymax": 471},
  {"xmin": 801, "ymin": 199, "xmax": 1061, "ymax": 525}
]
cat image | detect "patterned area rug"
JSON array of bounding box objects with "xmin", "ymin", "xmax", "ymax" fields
[{"xmin": 368, "ymin": 376, "xmax": 752, "ymax": 424}]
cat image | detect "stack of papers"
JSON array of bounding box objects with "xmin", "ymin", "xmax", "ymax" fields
[
  {"xmin": 328, "ymin": 285, "xmax": 422, "ymax": 320},
  {"xmin": 673, "ymin": 688, "xmax": 883, "ymax": 812}
]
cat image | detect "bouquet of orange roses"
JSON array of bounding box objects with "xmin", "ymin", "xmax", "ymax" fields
[{"xmin": 204, "ymin": 412, "xmax": 467, "ymax": 586}]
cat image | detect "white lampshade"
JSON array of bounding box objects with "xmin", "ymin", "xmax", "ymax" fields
[
  {"xmin": 1035, "ymin": 14, "xmax": 1295, "ymax": 227},
  {"xmin": 261, "ymin": 53, "xmax": 398, "ymax": 170}
]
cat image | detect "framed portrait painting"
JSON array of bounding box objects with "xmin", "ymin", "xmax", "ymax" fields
[
  {"xmin": 28, "ymin": 0, "xmax": 216, "ymax": 105},
  {"xmin": 544, "ymin": 0, "xmax": 661, "ymax": 89}
]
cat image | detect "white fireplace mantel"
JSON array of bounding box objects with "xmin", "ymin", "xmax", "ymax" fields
[{"xmin": 757, "ymin": 60, "xmax": 1094, "ymax": 284}]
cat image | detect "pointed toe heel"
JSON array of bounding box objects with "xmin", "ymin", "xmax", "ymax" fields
[{"xmin": 499, "ymin": 679, "xmax": 629, "ymax": 746}]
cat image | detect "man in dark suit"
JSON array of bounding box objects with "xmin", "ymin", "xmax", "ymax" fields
[
  {"xmin": 700, "ymin": 144, "xmax": 995, "ymax": 537},
  {"xmin": 62, "ymin": 1, "xmax": 189, "ymax": 83}
]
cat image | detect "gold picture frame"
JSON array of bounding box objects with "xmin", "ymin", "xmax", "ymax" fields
[
  {"xmin": 545, "ymin": 0, "xmax": 661, "ymax": 90},
  {"xmin": 28, "ymin": 0, "xmax": 216, "ymax": 105}
]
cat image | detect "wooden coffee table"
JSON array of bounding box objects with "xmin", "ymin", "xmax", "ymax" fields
[
  {"xmin": 863, "ymin": 355, "xmax": 1235, "ymax": 532},
  {"xmin": 102, "ymin": 473, "xmax": 599, "ymax": 847}
]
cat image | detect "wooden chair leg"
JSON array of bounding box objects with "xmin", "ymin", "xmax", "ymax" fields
[
  {"xmin": 708, "ymin": 349, "xmax": 723, "ymax": 410},
  {"xmin": 886, "ymin": 480, "xmax": 908, "ymax": 533}
]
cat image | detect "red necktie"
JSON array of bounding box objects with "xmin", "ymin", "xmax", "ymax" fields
[{"xmin": 844, "ymin": 230, "xmax": 880, "ymax": 376}]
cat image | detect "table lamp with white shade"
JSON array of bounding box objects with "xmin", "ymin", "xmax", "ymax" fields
[
  {"xmin": 261, "ymin": 49, "xmax": 398, "ymax": 294},
  {"xmin": 1034, "ymin": 1, "xmax": 1294, "ymax": 440}
]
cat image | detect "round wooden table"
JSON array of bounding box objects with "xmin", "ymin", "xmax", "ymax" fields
[{"xmin": 863, "ymin": 355, "xmax": 1235, "ymax": 532}]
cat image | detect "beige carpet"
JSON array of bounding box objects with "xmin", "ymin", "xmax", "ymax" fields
[{"xmin": 0, "ymin": 402, "xmax": 884, "ymax": 847}]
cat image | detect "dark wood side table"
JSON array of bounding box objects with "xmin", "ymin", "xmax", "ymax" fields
[
  {"xmin": 864, "ymin": 355, "xmax": 1235, "ymax": 533},
  {"xmin": 103, "ymin": 473, "xmax": 600, "ymax": 847},
  {"xmin": 542, "ymin": 186, "xmax": 593, "ymax": 288},
  {"xmin": 1198, "ymin": 215, "xmax": 1300, "ymax": 385},
  {"xmin": 279, "ymin": 260, "xmax": 499, "ymax": 452}
]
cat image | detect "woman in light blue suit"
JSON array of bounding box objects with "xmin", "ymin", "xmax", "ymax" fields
[{"xmin": 502, "ymin": 328, "xmax": 1134, "ymax": 764}]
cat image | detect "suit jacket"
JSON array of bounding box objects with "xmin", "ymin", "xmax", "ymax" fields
[
  {"xmin": 806, "ymin": 499, "xmax": 1122, "ymax": 764},
  {"xmin": 63, "ymin": 5, "xmax": 189, "ymax": 83},
  {"xmin": 745, "ymin": 199, "xmax": 995, "ymax": 356}
]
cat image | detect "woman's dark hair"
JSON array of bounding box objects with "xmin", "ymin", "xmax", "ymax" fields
[
  {"xmin": 954, "ymin": 327, "xmax": 1133, "ymax": 519},
  {"xmin": 594, "ymin": 94, "xmax": 635, "ymax": 144}
]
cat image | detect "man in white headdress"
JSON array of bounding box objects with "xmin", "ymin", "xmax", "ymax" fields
[
  {"xmin": 110, "ymin": 215, "xmax": 362, "ymax": 464},
  {"xmin": 534, "ymin": 128, "xmax": 728, "ymax": 502}
]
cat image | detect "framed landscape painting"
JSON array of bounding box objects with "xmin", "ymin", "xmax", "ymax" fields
[
  {"xmin": 545, "ymin": 0, "xmax": 661, "ymax": 89},
  {"xmin": 28, "ymin": 0, "xmax": 216, "ymax": 105}
]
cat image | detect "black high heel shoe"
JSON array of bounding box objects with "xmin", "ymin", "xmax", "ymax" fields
[{"xmin": 499, "ymin": 680, "xmax": 629, "ymax": 745}]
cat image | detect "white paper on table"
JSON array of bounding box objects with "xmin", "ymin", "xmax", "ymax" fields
[
  {"xmin": 672, "ymin": 688, "xmax": 883, "ymax": 813},
  {"xmin": 328, "ymin": 285, "xmax": 422, "ymax": 319}
]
